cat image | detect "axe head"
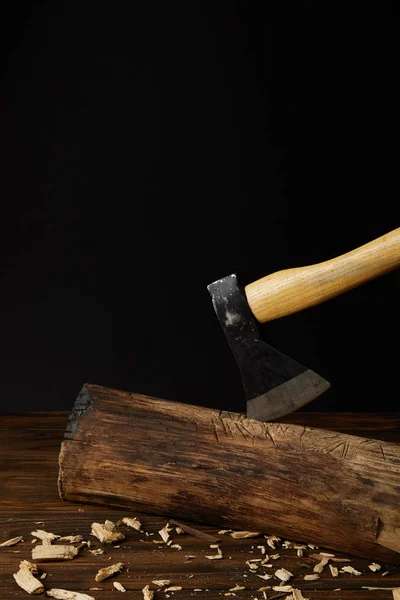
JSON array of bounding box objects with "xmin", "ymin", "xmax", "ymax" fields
[{"xmin": 207, "ymin": 273, "xmax": 330, "ymax": 421}]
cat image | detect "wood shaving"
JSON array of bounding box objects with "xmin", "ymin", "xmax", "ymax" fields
[
  {"xmin": 257, "ymin": 545, "xmax": 267, "ymax": 555},
  {"xmin": 142, "ymin": 584, "xmax": 154, "ymax": 599},
  {"xmin": 246, "ymin": 560, "xmax": 259, "ymax": 570},
  {"xmin": 257, "ymin": 574, "xmax": 272, "ymax": 581},
  {"xmin": 392, "ymin": 591, "xmax": 400, "ymax": 600},
  {"xmin": 175, "ymin": 527, "xmax": 184, "ymax": 534},
  {"xmin": 319, "ymin": 552, "xmax": 335, "ymax": 557},
  {"xmin": 265, "ymin": 535, "xmax": 280, "ymax": 548},
  {"xmin": 40, "ymin": 572, "xmax": 47, "ymax": 580},
  {"xmin": 164, "ymin": 587, "xmax": 182, "ymax": 592},
  {"xmin": 272, "ymin": 585, "xmax": 294, "ymax": 592},
  {"xmin": 19, "ymin": 560, "xmax": 38, "ymax": 573},
  {"xmin": 340, "ymin": 565, "xmax": 362, "ymax": 576},
  {"xmin": 31, "ymin": 539, "xmax": 38, "ymax": 544},
  {"xmin": 113, "ymin": 581, "xmax": 126, "ymax": 592},
  {"xmin": 382, "ymin": 571, "xmax": 390, "ymax": 576},
  {"xmin": 206, "ymin": 547, "xmax": 223, "ymax": 560},
  {"xmin": 59, "ymin": 535, "xmax": 84, "ymax": 543},
  {"xmin": 309, "ymin": 553, "xmax": 350, "ymax": 563},
  {"xmin": 170, "ymin": 544, "xmax": 182, "ymax": 550},
  {"xmin": 152, "ymin": 540, "xmax": 165, "ymax": 544},
  {"xmin": 152, "ymin": 580, "xmax": 171, "ymax": 587},
  {"xmin": 313, "ymin": 556, "xmax": 329, "ymax": 573},
  {"xmin": 329, "ymin": 564, "xmax": 338, "ymax": 577},
  {"xmin": 95, "ymin": 562, "xmax": 124, "ymax": 582},
  {"xmin": 31, "ymin": 529, "xmax": 59, "ymax": 543},
  {"xmin": 91, "ymin": 521, "xmax": 125, "ymax": 544},
  {"xmin": 270, "ymin": 553, "xmax": 280, "ymax": 560},
  {"xmin": 303, "ymin": 574, "xmax": 319, "ymax": 580},
  {"xmin": 0, "ymin": 535, "xmax": 23, "ymax": 547},
  {"xmin": 120, "ymin": 517, "xmax": 142, "ymax": 531},
  {"xmin": 32, "ymin": 544, "xmax": 80, "ymax": 561},
  {"xmin": 47, "ymin": 590, "xmax": 95, "ymax": 600},
  {"xmin": 369, "ymin": 562, "xmax": 381, "ymax": 571},
  {"xmin": 297, "ymin": 548, "xmax": 303, "ymax": 557},
  {"xmin": 89, "ymin": 548, "xmax": 104, "ymax": 555},
  {"xmin": 13, "ymin": 567, "xmax": 44, "ymax": 595},
  {"xmin": 230, "ymin": 531, "xmax": 261, "ymax": 539},
  {"xmin": 275, "ymin": 568, "xmax": 293, "ymax": 582}
]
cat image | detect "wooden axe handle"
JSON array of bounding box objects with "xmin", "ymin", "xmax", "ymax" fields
[{"xmin": 245, "ymin": 227, "xmax": 400, "ymax": 323}]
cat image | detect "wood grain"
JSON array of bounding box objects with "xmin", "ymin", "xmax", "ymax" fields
[
  {"xmin": 1, "ymin": 410, "xmax": 399, "ymax": 599},
  {"xmin": 59, "ymin": 384, "xmax": 400, "ymax": 565},
  {"xmin": 245, "ymin": 227, "xmax": 400, "ymax": 322}
]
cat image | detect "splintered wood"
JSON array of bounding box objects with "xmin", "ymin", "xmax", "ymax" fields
[{"xmin": 119, "ymin": 517, "xmax": 142, "ymax": 531}]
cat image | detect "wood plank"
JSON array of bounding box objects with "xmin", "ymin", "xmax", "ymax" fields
[{"xmin": 0, "ymin": 409, "xmax": 399, "ymax": 599}]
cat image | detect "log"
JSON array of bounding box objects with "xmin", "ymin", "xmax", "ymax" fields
[{"xmin": 58, "ymin": 384, "xmax": 400, "ymax": 564}]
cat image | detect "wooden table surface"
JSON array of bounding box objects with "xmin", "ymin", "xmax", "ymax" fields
[{"xmin": 1, "ymin": 411, "xmax": 399, "ymax": 599}]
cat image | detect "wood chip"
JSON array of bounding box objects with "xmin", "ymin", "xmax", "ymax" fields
[
  {"xmin": 0, "ymin": 535, "xmax": 23, "ymax": 547},
  {"xmin": 47, "ymin": 590, "xmax": 95, "ymax": 600},
  {"xmin": 59, "ymin": 535, "xmax": 84, "ymax": 543},
  {"xmin": 303, "ymin": 574, "xmax": 319, "ymax": 580},
  {"xmin": 169, "ymin": 519, "xmax": 220, "ymax": 543},
  {"xmin": 382, "ymin": 571, "xmax": 390, "ymax": 577},
  {"xmin": 265, "ymin": 535, "xmax": 280, "ymax": 548},
  {"xmin": 32, "ymin": 544, "xmax": 80, "ymax": 561},
  {"xmin": 257, "ymin": 545, "xmax": 267, "ymax": 555},
  {"xmin": 230, "ymin": 531, "xmax": 261, "ymax": 539},
  {"xmin": 393, "ymin": 590, "xmax": 400, "ymax": 600},
  {"xmin": 113, "ymin": 581, "xmax": 126, "ymax": 592},
  {"xmin": 95, "ymin": 562, "xmax": 124, "ymax": 582},
  {"xmin": 152, "ymin": 580, "xmax": 171, "ymax": 587},
  {"xmin": 313, "ymin": 557, "xmax": 329, "ymax": 573},
  {"xmin": 206, "ymin": 547, "xmax": 223, "ymax": 560},
  {"xmin": 229, "ymin": 586, "xmax": 245, "ymax": 591},
  {"xmin": 275, "ymin": 568, "xmax": 293, "ymax": 582},
  {"xmin": 175, "ymin": 527, "xmax": 184, "ymax": 534},
  {"xmin": 170, "ymin": 544, "xmax": 182, "ymax": 550},
  {"xmin": 89, "ymin": 548, "xmax": 104, "ymax": 555},
  {"xmin": 329, "ymin": 564, "xmax": 338, "ymax": 577},
  {"xmin": 369, "ymin": 562, "xmax": 382, "ymax": 571},
  {"xmin": 272, "ymin": 585, "xmax": 294, "ymax": 592},
  {"xmin": 40, "ymin": 572, "xmax": 47, "ymax": 580},
  {"xmin": 164, "ymin": 587, "xmax": 182, "ymax": 592},
  {"xmin": 13, "ymin": 567, "xmax": 44, "ymax": 595},
  {"xmin": 293, "ymin": 590, "xmax": 310, "ymax": 600},
  {"xmin": 159, "ymin": 525, "xmax": 171, "ymax": 543},
  {"xmin": 19, "ymin": 560, "xmax": 38, "ymax": 573},
  {"xmin": 218, "ymin": 529, "xmax": 233, "ymax": 534},
  {"xmin": 257, "ymin": 574, "xmax": 272, "ymax": 581},
  {"xmin": 142, "ymin": 585, "xmax": 154, "ymax": 600},
  {"xmin": 91, "ymin": 521, "xmax": 125, "ymax": 544},
  {"xmin": 340, "ymin": 565, "xmax": 362, "ymax": 576},
  {"xmin": 120, "ymin": 517, "xmax": 142, "ymax": 531},
  {"xmin": 31, "ymin": 529, "xmax": 59, "ymax": 543}
]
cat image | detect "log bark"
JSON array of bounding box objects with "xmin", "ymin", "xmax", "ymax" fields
[{"xmin": 58, "ymin": 384, "xmax": 400, "ymax": 564}]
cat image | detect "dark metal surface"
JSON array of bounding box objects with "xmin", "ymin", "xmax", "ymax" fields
[{"xmin": 207, "ymin": 273, "xmax": 330, "ymax": 421}]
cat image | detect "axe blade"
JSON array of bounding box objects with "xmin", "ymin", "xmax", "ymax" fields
[{"xmin": 207, "ymin": 273, "xmax": 330, "ymax": 421}]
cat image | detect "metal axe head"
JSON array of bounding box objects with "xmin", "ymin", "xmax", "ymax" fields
[{"xmin": 207, "ymin": 273, "xmax": 330, "ymax": 422}]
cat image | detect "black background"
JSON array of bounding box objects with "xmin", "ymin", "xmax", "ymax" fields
[{"xmin": 0, "ymin": 3, "xmax": 398, "ymax": 414}]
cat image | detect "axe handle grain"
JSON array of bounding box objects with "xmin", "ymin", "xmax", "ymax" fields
[
  {"xmin": 245, "ymin": 227, "xmax": 400, "ymax": 323},
  {"xmin": 58, "ymin": 384, "xmax": 400, "ymax": 564}
]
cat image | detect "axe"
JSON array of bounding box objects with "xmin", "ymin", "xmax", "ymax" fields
[{"xmin": 208, "ymin": 227, "xmax": 400, "ymax": 422}]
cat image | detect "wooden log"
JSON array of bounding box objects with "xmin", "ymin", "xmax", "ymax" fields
[{"xmin": 58, "ymin": 384, "xmax": 400, "ymax": 564}]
